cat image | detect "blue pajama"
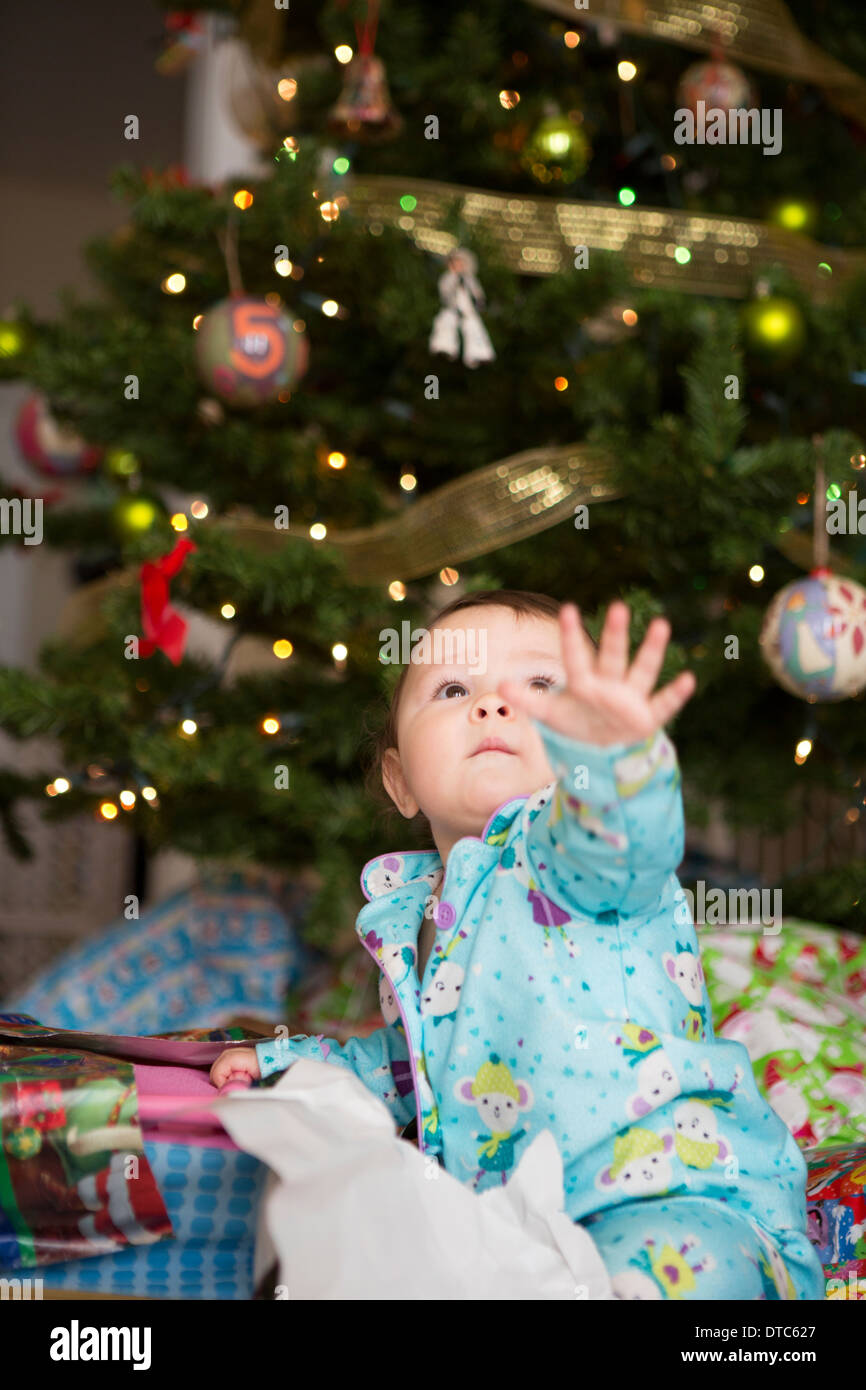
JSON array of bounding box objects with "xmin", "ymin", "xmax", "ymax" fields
[
  {"xmin": 256, "ymin": 722, "xmax": 825, "ymax": 1301},
  {"xmin": 581, "ymin": 1197, "xmax": 825, "ymax": 1300}
]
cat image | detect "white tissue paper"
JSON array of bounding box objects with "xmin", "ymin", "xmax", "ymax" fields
[{"xmin": 214, "ymin": 1058, "xmax": 615, "ymax": 1300}]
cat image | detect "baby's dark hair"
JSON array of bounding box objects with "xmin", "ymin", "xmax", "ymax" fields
[{"xmin": 361, "ymin": 588, "xmax": 598, "ymax": 837}]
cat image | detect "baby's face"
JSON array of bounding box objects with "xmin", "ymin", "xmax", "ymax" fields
[{"xmin": 382, "ymin": 606, "xmax": 566, "ymax": 855}]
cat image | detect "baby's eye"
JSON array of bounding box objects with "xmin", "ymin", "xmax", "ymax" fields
[
  {"xmin": 529, "ymin": 674, "xmax": 556, "ymax": 691},
  {"xmin": 432, "ymin": 679, "xmax": 469, "ymax": 700}
]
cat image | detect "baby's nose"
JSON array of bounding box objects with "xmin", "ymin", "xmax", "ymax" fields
[{"xmin": 471, "ymin": 691, "xmax": 515, "ymax": 720}]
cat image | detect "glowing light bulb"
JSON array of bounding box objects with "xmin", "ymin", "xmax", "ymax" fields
[
  {"xmin": 310, "ymin": 522, "xmax": 327, "ymax": 539},
  {"xmin": 54, "ymin": 777, "xmax": 70, "ymax": 794},
  {"xmin": 389, "ymin": 581, "xmax": 406, "ymax": 601},
  {"xmin": 749, "ymin": 565, "xmax": 765, "ymax": 584},
  {"xmin": 181, "ymin": 718, "xmax": 198, "ymax": 736},
  {"xmin": 170, "ymin": 513, "xmax": 188, "ymax": 531},
  {"xmin": 618, "ymin": 61, "xmax": 637, "ymax": 82},
  {"xmin": 399, "ymin": 473, "xmax": 416, "ymax": 491},
  {"xmin": 439, "ymin": 568, "xmax": 459, "ymax": 586},
  {"xmin": 554, "ymin": 376, "xmax": 568, "ymax": 391},
  {"xmin": 332, "ymin": 643, "xmax": 348, "ymax": 662},
  {"xmin": 100, "ymin": 802, "xmax": 119, "ymax": 821},
  {"xmin": 277, "ymin": 78, "xmax": 297, "ymax": 102},
  {"xmin": 233, "ymin": 190, "xmax": 253, "ymax": 210},
  {"xmin": 190, "ymin": 500, "xmax": 208, "ymax": 519},
  {"xmin": 328, "ymin": 451, "xmax": 347, "ymax": 469},
  {"xmin": 162, "ymin": 273, "xmax": 186, "ymax": 294},
  {"xmin": 321, "ymin": 300, "xmax": 339, "ymax": 317},
  {"xmin": 335, "ymin": 45, "xmax": 353, "ymax": 64},
  {"xmin": 141, "ymin": 786, "xmax": 158, "ymax": 802},
  {"xmin": 119, "ymin": 790, "xmax": 136, "ymax": 809},
  {"xmin": 273, "ymin": 639, "xmax": 293, "ymax": 659},
  {"xmin": 275, "ymin": 258, "xmax": 292, "ymax": 277},
  {"xmin": 220, "ymin": 603, "xmax": 236, "ymax": 620},
  {"xmin": 261, "ymin": 716, "xmax": 280, "ymax": 735}
]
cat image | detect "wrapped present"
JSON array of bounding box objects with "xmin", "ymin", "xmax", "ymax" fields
[
  {"xmin": 699, "ymin": 919, "xmax": 866, "ymax": 1148},
  {"xmin": 0, "ymin": 1015, "xmax": 270, "ymax": 1298},
  {"xmin": 1, "ymin": 872, "xmax": 313, "ymax": 1036},
  {"xmin": 805, "ymin": 1143, "xmax": 866, "ymax": 1299},
  {"xmin": 0, "ymin": 1046, "xmax": 172, "ymax": 1272}
]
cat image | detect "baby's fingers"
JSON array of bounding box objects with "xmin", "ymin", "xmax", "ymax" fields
[
  {"xmin": 649, "ymin": 670, "xmax": 697, "ymax": 727},
  {"xmin": 626, "ymin": 617, "xmax": 670, "ymax": 697},
  {"xmin": 210, "ymin": 1050, "xmax": 240, "ymax": 1087}
]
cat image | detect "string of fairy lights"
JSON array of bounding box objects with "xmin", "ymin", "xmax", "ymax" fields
[{"xmin": 19, "ymin": 33, "xmax": 866, "ymax": 886}]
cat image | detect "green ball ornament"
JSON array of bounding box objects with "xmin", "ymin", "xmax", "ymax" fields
[
  {"xmin": 522, "ymin": 112, "xmax": 590, "ymax": 185},
  {"xmin": 104, "ymin": 447, "xmax": 140, "ymax": 478},
  {"xmin": 195, "ymin": 294, "xmax": 309, "ymax": 408},
  {"xmin": 741, "ymin": 295, "xmax": 806, "ymax": 363},
  {"xmin": 0, "ymin": 319, "xmax": 30, "ymax": 360},
  {"xmin": 5, "ymin": 1126, "xmax": 42, "ymax": 1160},
  {"xmin": 111, "ymin": 493, "xmax": 163, "ymax": 540},
  {"xmin": 770, "ymin": 199, "xmax": 818, "ymax": 236}
]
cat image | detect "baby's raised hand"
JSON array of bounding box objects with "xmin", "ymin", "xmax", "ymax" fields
[{"xmin": 498, "ymin": 601, "xmax": 696, "ymax": 747}]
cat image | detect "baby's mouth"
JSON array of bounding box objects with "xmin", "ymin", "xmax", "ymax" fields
[{"xmin": 470, "ymin": 738, "xmax": 516, "ymax": 757}]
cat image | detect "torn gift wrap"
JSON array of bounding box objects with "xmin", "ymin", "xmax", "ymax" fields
[{"xmin": 214, "ymin": 1057, "xmax": 616, "ymax": 1300}]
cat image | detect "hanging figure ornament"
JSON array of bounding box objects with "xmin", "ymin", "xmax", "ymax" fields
[{"xmin": 428, "ymin": 248, "xmax": 496, "ymax": 369}]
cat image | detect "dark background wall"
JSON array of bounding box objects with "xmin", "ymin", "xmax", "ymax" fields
[
  {"xmin": 0, "ymin": 2, "xmax": 188, "ymax": 993},
  {"xmin": 0, "ymin": 0, "xmax": 187, "ymax": 315}
]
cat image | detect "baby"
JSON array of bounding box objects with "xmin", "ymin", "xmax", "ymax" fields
[{"xmin": 211, "ymin": 588, "xmax": 825, "ymax": 1301}]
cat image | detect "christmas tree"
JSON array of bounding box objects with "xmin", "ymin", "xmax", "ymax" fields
[{"xmin": 1, "ymin": 0, "xmax": 866, "ymax": 943}]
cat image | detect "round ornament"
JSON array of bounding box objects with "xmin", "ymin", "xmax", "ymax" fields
[
  {"xmin": 0, "ymin": 319, "xmax": 29, "ymax": 360},
  {"xmin": 759, "ymin": 569, "xmax": 866, "ymax": 701},
  {"xmin": 104, "ymin": 448, "xmax": 139, "ymax": 478},
  {"xmin": 195, "ymin": 295, "xmax": 308, "ymax": 407},
  {"xmin": 770, "ymin": 199, "xmax": 818, "ymax": 236},
  {"xmin": 522, "ymin": 112, "xmax": 590, "ymax": 184},
  {"xmin": 5, "ymin": 1126, "xmax": 42, "ymax": 1160},
  {"xmin": 111, "ymin": 493, "xmax": 163, "ymax": 541},
  {"xmin": 15, "ymin": 392, "xmax": 102, "ymax": 477},
  {"xmin": 741, "ymin": 295, "xmax": 806, "ymax": 363},
  {"xmin": 677, "ymin": 58, "xmax": 755, "ymax": 115}
]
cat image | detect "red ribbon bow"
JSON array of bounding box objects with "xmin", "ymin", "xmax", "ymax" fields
[{"xmin": 139, "ymin": 537, "xmax": 197, "ymax": 664}]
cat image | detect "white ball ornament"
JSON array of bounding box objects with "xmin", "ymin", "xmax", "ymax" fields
[{"xmin": 759, "ymin": 568, "xmax": 866, "ymax": 701}]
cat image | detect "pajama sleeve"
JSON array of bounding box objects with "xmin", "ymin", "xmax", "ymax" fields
[
  {"xmin": 254, "ymin": 1023, "xmax": 417, "ymax": 1129},
  {"xmin": 523, "ymin": 720, "xmax": 685, "ymax": 919}
]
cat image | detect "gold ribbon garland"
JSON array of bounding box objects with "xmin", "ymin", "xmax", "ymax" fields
[
  {"xmin": 223, "ymin": 442, "xmax": 625, "ymax": 582},
  {"xmin": 56, "ymin": 446, "xmax": 852, "ymax": 641},
  {"xmin": 347, "ymin": 173, "xmax": 866, "ymax": 302},
  {"xmin": 56, "ymin": 443, "xmax": 622, "ymax": 639},
  {"xmin": 528, "ymin": 0, "xmax": 866, "ymax": 129}
]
